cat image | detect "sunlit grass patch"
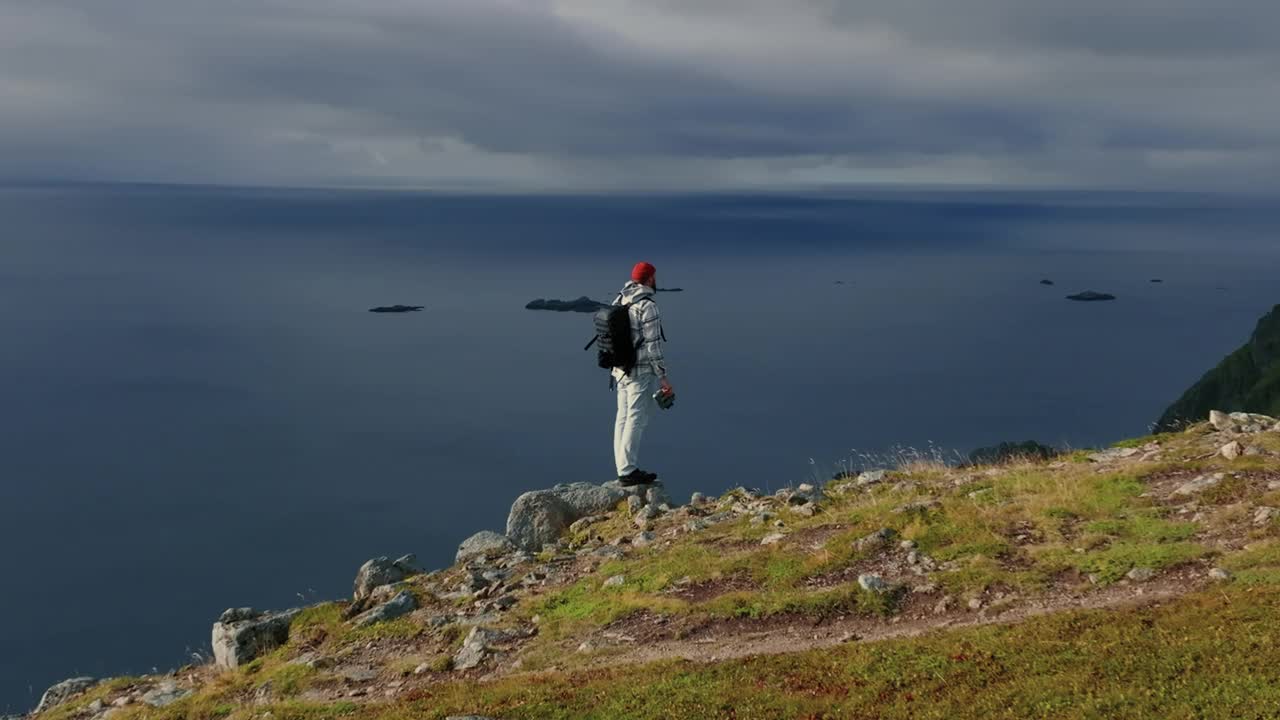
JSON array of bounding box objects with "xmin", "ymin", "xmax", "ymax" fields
[{"xmin": 1034, "ymin": 541, "xmax": 1207, "ymax": 585}]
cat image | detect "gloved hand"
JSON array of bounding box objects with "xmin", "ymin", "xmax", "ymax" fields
[{"xmin": 654, "ymin": 387, "xmax": 676, "ymax": 410}]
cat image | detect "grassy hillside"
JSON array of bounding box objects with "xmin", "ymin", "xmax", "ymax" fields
[
  {"xmin": 1157, "ymin": 304, "xmax": 1280, "ymax": 431},
  {"xmin": 33, "ymin": 417, "xmax": 1280, "ymax": 720}
]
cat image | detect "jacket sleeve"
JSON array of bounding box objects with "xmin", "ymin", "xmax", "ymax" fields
[{"xmin": 638, "ymin": 300, "xmax": 666, "ymax": 377}]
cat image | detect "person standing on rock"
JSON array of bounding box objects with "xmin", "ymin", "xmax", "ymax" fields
[{"xmin": 609, "ymin": 261, "xmax": 673, "ymax": 486}]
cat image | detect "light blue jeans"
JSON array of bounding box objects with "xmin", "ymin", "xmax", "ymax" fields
[{"xmin": 614, "ymin": 370, "xmax": 660, "ymax": 476}]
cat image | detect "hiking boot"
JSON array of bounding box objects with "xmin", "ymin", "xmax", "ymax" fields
[{"xmin": 618, "ymin": 469, "xmax": 658, "ymax": 486}]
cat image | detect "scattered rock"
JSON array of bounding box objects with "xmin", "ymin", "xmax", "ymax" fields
[
  {"xmin": 353, "ymin": 590, "xmax": 418, "ymax": 627},
  {"xmin": 1221, "ymin": 441, "xmax": 1244, "ymax": 460},
  {"xmin": 456, "ymin": 531, "xmax": 516, "ymax": 564},
  {"xmin": 633, "ymin": 531, "xmax": 657, "ymax": 547},
  {"xmin": 506, "ymin": 490, "xmax": 576, "ymax": 552},
  {"xmin": 1254, "ymin": 507, "xmax": 1277, "ymax": 526},
  {"xmin": 34, "ymin": 677, "xmax": 98, "ymax": 714},
  {"xmin": 1172, "ymin": 473, "xmax": 1225, "ymax": 497},
  {"xmin": 1126, "ymin": 567, "xmax": 1156, "ymax": 583},
  {"xmin": 761, "ymin": 532, "xmax": 786, "ymax": 546},
  {"xmin": 645, "ymin": 485, "xmax": 674, "ymax": 508},
  {"xmin": 593, "ymin": 545, "xmax": 626, "ymax": 560},
  {"xmin": 602, "ymin": 575, "xmax": 626, "ymax": 588},
  {"xmin": 339, "ymin": 665, "xmax": 378, "ymax": 682},
  {"xmin": 626, "ymin": 495, "xmax": 644, "ymax": 514},
  {"xmin": 353, "ymin": 555, "xmax": 422, "ymax": 601},
  {"xmin": 855, "ymin": 528, "xmax": 897, "ymax": 552},
  {"xmin": 690, "ymin": 492, "xmax": 706, "ymax": 506},
  {"xmin": 967, "ymin": 598, "xmax": 984, "ymax": 611},
  {"xmin": 933, "ymin": 596, "xmax": 952, "ymax": 614},
  {"xmin": 212, "ymin": 608, "xmax": 301, "ymax": 669},
  {"xmin": 454, "ymin": 627, "xmax": 503, "ymax": 671},
  {"xmin": 788, "ymin": 483, "xmax": 825, "ymax": 505},
  {"xmin": 1088, "ymin": 447, "xmax": 1141, "ymax": 463},
  {"xmin": 856, "ymin": 470, "xmax": 888, "ymax": 486},
  {"xmin": 1209, "ymin": 410, "xmax": 1236, "ymax": 432},
  {"xmin": 141, "ymin": 682, "xmax": 191, "ymax": 708},
  {"xmin": 1209, "ymin": 568, "xmax": 1233, "ymax": 581},
  {"xmin": 858, "ymin": 574, "xmax": 888, "ymax": 593}
]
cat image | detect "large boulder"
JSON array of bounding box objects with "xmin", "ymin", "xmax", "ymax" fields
[
  {"xmin": 506, "ymin": 491, "xmax": 576, "ymax": 552},
  {"xmin": 211, "ymin": 607, "xmax": 301, "ymax": 670},
  {"xmin": 550, "ymin": 482, "xmax": 627, "ymax": 516},
  {"xmin": 353, "ymin": 554, "xmax": 422, "ymax": 601},
  {"xmin": 353, "ymin": 590, "xmax": 418, "ymax": 628},
  {"xmin": 34, "ymin": 677, "xmax": 98, "ymax": 714},
  {"xmin": 456, "ymin": 531, "xmax": 516, "ymax": 564}
]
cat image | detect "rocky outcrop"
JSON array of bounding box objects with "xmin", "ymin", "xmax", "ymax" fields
[
  {"xmin": 34, "ymin": 677, "xmax": 98, "ymax": 714},
  {"xmin": 456, "ymin": 531, "xmax": 516, "ymax": 564},
  {"xmin": 353, "ymin": 555, "xmax": 422, "ymax": 602},
  {"xmin": 211, "ymin": 608, "xmax": 301, "ymax": 670},
  {"xmin": 353, "ymin": 590, "xmax": 418, "ymax": 628},
  {"xmin": 1157, "ymin": 304, "xmax": 1280, "ymax": 431}
]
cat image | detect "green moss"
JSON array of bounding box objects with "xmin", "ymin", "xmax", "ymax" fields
[
  {"xmin": 1037, "ymin": 541, "xmax": 1207, "ymax": 584},
  {"xmin": 1110, "ymin": 434, "xmax": 1171, "ymax": 449},
  {"xmin": 1082, "ymin": 515, "xmax": 1198, "ymax": 543}
]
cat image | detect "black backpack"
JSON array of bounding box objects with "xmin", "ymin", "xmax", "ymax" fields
[{"xmin": 583, "ymin": 297, "xmax": 654, "ymax": 375}]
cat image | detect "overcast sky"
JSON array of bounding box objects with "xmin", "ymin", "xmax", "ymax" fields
[{"xmin": 2, "ymin": 0, "xmax": 1277, "ymax": 190}]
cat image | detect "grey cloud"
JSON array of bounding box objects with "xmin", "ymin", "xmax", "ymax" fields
[{"xmin": 0, "ymin": 0, "xmax": 1275, "ymax": 189}]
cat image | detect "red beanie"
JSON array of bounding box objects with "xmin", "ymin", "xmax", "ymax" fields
[{"xmin": 631, "ymin": 261, "xmax": 656, "ymax": 284}]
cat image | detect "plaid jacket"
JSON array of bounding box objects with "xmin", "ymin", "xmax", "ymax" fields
[{"xmin": 613, "ymin": 281, "xmax": 666, "ymax": 378}]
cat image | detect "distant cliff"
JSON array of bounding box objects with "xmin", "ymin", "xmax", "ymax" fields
[{"xmin": 1156, "ymin": 304, "xmax": 1280, "ymax": 431}]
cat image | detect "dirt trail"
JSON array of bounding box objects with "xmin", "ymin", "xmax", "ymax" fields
[{"xmin": 560, "ymin": 573, "xmax": 1206, "ymax": 671}]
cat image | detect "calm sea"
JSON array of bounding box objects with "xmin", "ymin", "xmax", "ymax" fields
[{"xmin": 2, "ymin": 184, "xmax": 1278, "ymax": 711}]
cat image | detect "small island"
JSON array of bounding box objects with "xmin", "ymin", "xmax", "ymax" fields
[
  {"xmin": 1066, "ymin": 291, "xmax": 1117, "ymax": 302},
  {"xmin": 1040, "ymin": 279, "xmax": 1055, "ymax": 286},
  {"xmin": 525, "ymin": 297, "xmax": 609, "ymax": 313},
  {"xmin": 368, "ymin": 305, "xmax": 424, "ymax": 313}
]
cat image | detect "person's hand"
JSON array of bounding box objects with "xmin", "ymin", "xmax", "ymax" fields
[{"xmin": 659, "ymin": 377, "xmax": 674, "ymax": 395}]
